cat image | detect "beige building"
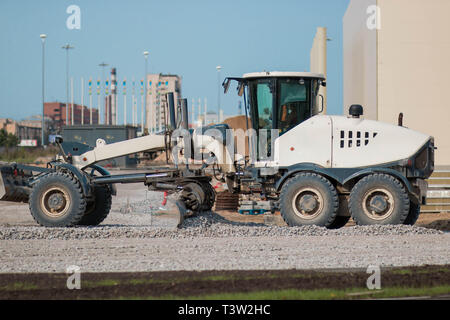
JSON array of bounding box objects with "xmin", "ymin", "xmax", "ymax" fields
[
  {"xmin": 145, "ymin": 74, "xmax": 182, "ymax": 133},
  {"xmin": 343, "ymin": 0, "xmax": 450, "ymax": 166},
  {"xmin": 0, "ymin": 118, "xmax": 42, "ymax": 145}
]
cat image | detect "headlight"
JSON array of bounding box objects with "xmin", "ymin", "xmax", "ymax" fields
[{"xmin": 415, "ymin": 147, "xmax": 428, "ymax": 170}]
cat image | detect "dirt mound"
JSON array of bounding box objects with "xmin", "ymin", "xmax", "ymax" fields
[
  {"xmin": 223, "ymin": 115, "xmax": 252, "ymax": 130},
  {"xmin": 422, "ymin": 220, "xmax": 450, "ymax": 232},
  {"xmin": 222, "ymin": 115, "xmax": 252, "ymax": 157}
]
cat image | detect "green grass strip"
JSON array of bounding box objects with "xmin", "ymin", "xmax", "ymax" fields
[{"xmin": 122, "ymin": 285, "xmax": 450, "ymax": 300}]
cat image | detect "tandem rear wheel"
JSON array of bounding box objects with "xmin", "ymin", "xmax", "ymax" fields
[{"xmin": 349, "ymin": 173, "xmax": 410, "ymax": 225}]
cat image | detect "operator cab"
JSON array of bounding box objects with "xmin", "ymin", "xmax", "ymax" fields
[{"xmin": 223, "ymin": 71, "xmax": 326, "ymax": 158}]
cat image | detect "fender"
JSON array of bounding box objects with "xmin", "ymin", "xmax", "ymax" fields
[
  {"xmin": 275, "ymin": 163, "xmax": 349, "ymax": 191},
  {"xmin": 342, "ymin": 167, "xmax": 414, "ymax": 194},
  {"xmin": 51, "ymin": 162, "xmax": 92, "ymax": 196},
  {"xmin": 275, "ymin": 163, "xmax": 414, "ymax": 194}
]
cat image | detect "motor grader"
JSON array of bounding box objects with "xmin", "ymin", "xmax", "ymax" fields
[{"xmin": 0, "ymin": 71, "xmax": 434, "ymax": 228}]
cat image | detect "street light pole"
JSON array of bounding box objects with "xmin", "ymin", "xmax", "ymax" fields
[
  {"xmin": 40, "ymin": 34, "xmax": 47, "ymax": 147},
  {"xmin": 62, "ymin": 44, "xmax": 74, "ymax": 126},
  {"xmin": 143, "ymin": 51, "xmax": 149, "ymax": 134},
  {"xmin": 216, "ymin": 65, "xmax": 223, "ymax": 123}
]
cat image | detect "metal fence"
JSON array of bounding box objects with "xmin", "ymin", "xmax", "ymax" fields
[{"xmin": 423, "ymin": 169, "xmax": 450, "ymax": 213}]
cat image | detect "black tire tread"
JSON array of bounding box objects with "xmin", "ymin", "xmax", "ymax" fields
[
  {"xmin": 77, "ymin": 185, "xmax": 112, "ymax": 226},
  {"xmin": 403, "ymin": 201, "xmax": 420, "ymax": 226}
]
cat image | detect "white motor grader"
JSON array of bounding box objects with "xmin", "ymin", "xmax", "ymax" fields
[{"xmin": 0, "ymin": 71, "xmax": 434, "ymax": 228}]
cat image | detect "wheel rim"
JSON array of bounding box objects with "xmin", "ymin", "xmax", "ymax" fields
[
  {"xmin": 40, "ymin": 186, "xmax": 71, "ymax": 218},
  {"xmin": 362, "ymin": 188, "xmax": 395, "ymax": 220},
  {"xmin": 292, "ymin": 187, "xmax": 324, "ymax": 220}
]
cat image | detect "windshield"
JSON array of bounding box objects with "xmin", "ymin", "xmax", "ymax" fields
[{"xmin": 249, "ymin": 79, "xmax": 274, "ymax": 158}]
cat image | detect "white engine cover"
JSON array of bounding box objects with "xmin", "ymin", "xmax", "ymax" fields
[
  {"xmin": 273, "ymin": 116, "xmax": 332, "ymax": 167},
  {"xmin": 273, "ymin": 115, "xmax": 431, "ymax": 168}
]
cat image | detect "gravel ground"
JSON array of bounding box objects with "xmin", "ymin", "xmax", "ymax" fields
[
  {"xmin": 0, "ymin": 210, "xmax": 449, "ymax": 273},
  {"xmin": 0, "ymin": 211, "xmax": 444, "ymax": 240},
  {"xmin": 0, "ymin": 183, "xmax": 449, "ymax": 273},
  {"xmin": 1, "ymin": 234, "xmax": 449, "ymax": 273}
]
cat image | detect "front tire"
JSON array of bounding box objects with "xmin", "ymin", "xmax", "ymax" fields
[
  {"xmin": 280, "ymin": 173, "xmax": 339, "ymax": 227},
  {"xmin": 29, "ymin": 172, "xmax": 86, "ymax": 227},
  {"xmin": 349, "ymin": 174, "xmax": 410, "ymax": 225}
]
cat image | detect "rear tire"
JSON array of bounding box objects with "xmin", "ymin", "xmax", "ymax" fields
[
  {"xmin": 29, "ymin": 172, "xmax": 86, "ymax": 227},
  {"xmin": 77, "ymin": 185, "xmax": 112, "ymax": 226},
  {"xmin": 349, "ymin": 174, "xmax": 410, "ymax": 225},
  {"xmin": 280, "ymin": 173, "xmax": 339, "ymax": 227}
]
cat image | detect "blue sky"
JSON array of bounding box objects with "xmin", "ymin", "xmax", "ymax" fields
[{"xmin": 0, "ymin": 0, "xmax": 350, "ymax": 122}]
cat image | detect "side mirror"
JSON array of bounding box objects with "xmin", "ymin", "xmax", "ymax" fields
[
  {"xmin": 321, "ymin": 81, "xmax": 327, "ymax": 87},
  {"xmin": 223, "ymin": 79, "xmax": 231, "ymax": 94},
  {"xmin": 237, "ymin": 82, "xmax": 245, "ymax": 97},
  {"xmin": 54, "ymin": 135, "xmax": 63, "ymax": 144}
]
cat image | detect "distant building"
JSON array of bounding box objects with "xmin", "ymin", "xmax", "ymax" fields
[
  {"xmin": 0, "ymin": 118, "xmax": 41, "ymax": 146},
  {"xmin": 44, "ymin": 102, "xmax": 99, "ymax": 130},
  {"xmin": 62, "ymin": 125, "xmax": 138, "ymax": 168},
  {"xmin": 145, "ymin": 74, "xmax": 182, "ymax": 133}
]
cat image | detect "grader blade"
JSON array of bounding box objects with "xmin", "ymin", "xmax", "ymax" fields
[
  {"xmin": 0, "ymin": 164, "xmax": 31, "ymax": 203},
  {"xmin": 174, "ymin": 199, "xmax": 188, "ymax": 228}
]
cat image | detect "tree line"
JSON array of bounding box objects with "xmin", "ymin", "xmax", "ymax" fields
[{"xmin": 0, "ymin": 129, "xmax": 19, "ymax": 147}]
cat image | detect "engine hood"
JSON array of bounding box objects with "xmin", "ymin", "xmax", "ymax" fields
[{"xmin": 330, "ymin": 115, "xmax": 432, "ymax": 168}]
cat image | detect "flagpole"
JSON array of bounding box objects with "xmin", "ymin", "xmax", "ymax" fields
[
  {"xmin": 140, "ymin": 79, "xmax": 144, "ymax": 133},
  {"xmin": 81, "ymin": 77, "xmax": 84, "ymax": 125},
  {"xmin": 97, "ymin": 79, "xmax": 101, "ymax": 124},
  {"xmin": 123, "ymin": 78, "xmax": 127, "ymax": 126},
  {"xmin": 89, "ymin": 78, "xmax": 93, "ymax": 125},
  {"xmin": 204, "ymin": 97, "xmax": 207, "ymax": 126},
  {"xmin": 105, "ymin": 78, "xmax": 109, "ymax": 125},
  {"xmin": 132, "ymin": 78, "xmax": 135, "ymax": 127},
  {"xmin": 71, "ymin": 77, "xmax": 74, "ymax": 125}
]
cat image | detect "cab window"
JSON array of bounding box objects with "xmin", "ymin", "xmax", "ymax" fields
[{"xmin": 277, "ymin": 79, "xmax": 311, "ymax": 134}]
